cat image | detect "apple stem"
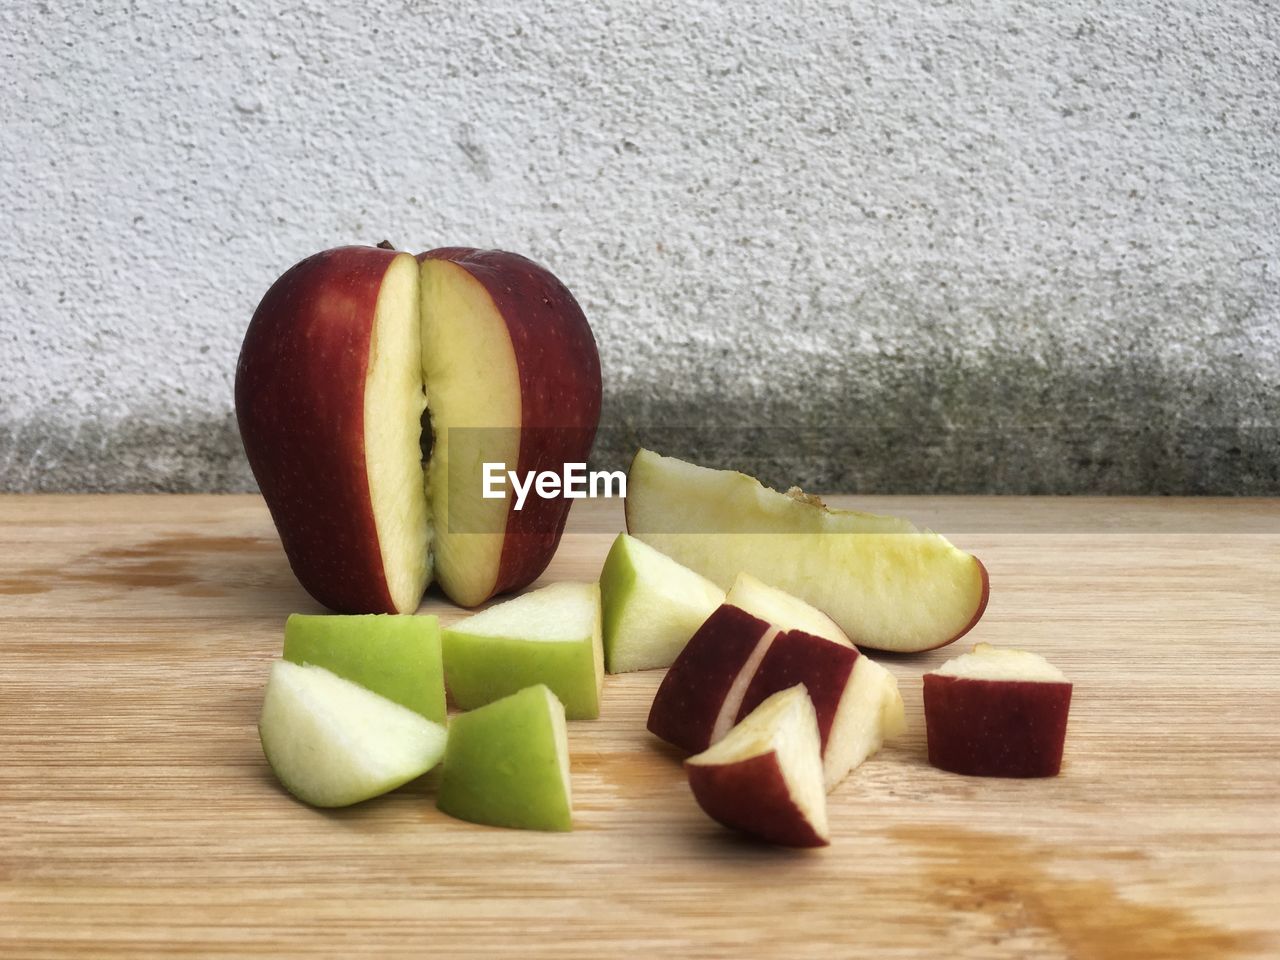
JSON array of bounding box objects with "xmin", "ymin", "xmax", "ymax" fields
[{"xmin": 376, "ymin": 240, "xmax": 396, "ymax": 250}]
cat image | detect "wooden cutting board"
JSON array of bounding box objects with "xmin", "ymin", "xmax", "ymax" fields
[{"xmin": 2, "ymin": 495, "xmax": 1278, "ymax": 959}]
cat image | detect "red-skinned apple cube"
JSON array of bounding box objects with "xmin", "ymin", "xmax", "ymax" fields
[
  {"xmin": 736, "ymin": 629, "xmax": 856, "ymax": 748},
  {"xmin": 736, "ymin": 629, "xmax": 906, "ymax": 790},
  {"xmin": 685, "ymin": 685, "xmax": 829, "ymax": 848},
  {"xmin": 924, "ymin": 643, "xmax": 1072, "ymax": 778},
  {"xmin": 646, "ymin": 604, "xmax": 778, "ymax": 753}
]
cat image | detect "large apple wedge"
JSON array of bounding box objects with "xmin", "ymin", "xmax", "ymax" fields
[
  {"xmin": 283, "ymin": 613, "xmax": 446, "ymax": 723},
  {"xmin": 442, "ymin": 581, "xmax": 603, "ymax": 720},
  {"xmin": 236, "ymin": 246, "xmax": 601, "ymax": 614},
  {"xmin": 924, "ymin": 643, "xmax": 1072, "ymax": 778},
  {"xmin": 625, "ymin": 449, "xmax": 988, "ymax": 652},
  {"xmin": 685, "ymin": 685, "xmax": 829, "ymax": 848},
  {"xmin": 599, "ymin": 533, "xmax": 725, "ymax": 673},
  {"xmin": 736, "ymin": 629, "xmax": 905, "ymax": 790},
  {"xmin": 646, "ymin": 604, "xmax": 779, "ymax": 753},
  {"xmin": 258, "ymin": 660, "xmax": 447, "ymax": 808},
  {"xmin": 419, "ymin": 249, "xmax": 601, "ymax": 607},
  {"xmin": 436, "ymin": 684, "xmax": 573, "ymax": 832},
  {"xmin": 237, "ymin": 248, "xmax": 429, "ymax": 615}
]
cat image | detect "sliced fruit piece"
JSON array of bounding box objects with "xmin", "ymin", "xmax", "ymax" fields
[
  {"xmin": 436, "ymin": 684, "xmax": 572, "ymax": 831},
  {"xmin": 282, "ymin": 613, "xmax": 445, "ymax": 723},
  {"xmin": 685, "ymin": 685, "xmax": 830, "ymax": 848},
  {"xmin": 725, "ymin": 572, "xmax": 851, "ymax": 647},
  {"xmin": 924, "ymin": 643, "xmax": 1072, "ymax": 778},
  {"xmin": 236, "ymin": 247, "xmax": 430, "ymax": 614},
  {"xmin": 646, "ymin": 604, "xmax": 779, "ymax": 753},
  {"xmin": 624, "ymin": 449, "xmax": 989, "ymax": 653},
  {"xmin": 258, "ymin": 660, "xmax": 447, "ymax": 808},
  {"xmin": 419, "ymin": 249, "xmax": 601, "ymax": 608},
  {"xmin": 442, "ymin": 581, "xmax": 603, "ymax": 720},
  {"xmin": 599, "ymin": 533, "xmax": 726, "ymax": 673},
  {"xmin": 736, "ymin": 629, "xmax": 905, "ymax": 790}
]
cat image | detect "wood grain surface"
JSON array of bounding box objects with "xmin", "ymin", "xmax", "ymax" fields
[{"xmin": 1, "ymin": 495, "xmax": 1278, "ymax": 959}]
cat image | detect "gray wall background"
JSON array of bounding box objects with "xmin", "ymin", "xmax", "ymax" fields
[{"xmin": 2, "ymin": 1, "xmax": 1277, "ymax": 495}]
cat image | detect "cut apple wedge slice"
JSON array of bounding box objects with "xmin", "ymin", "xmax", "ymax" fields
[
  {"xmin": 625, "ymin": 449, "xmax": 989, "ymax": 652},
  {"xmin": 646, "ymin": 604, "xmax": 779, "ymax": 753},
  {"xmin": 237, "ymin": 249, "xmax": 430, "ymax": 615},
  {"xmin": 283, "ymin": 613, "xmax": 445, "ymax": 723},
  {"xmin": 725, "ymin": 572, "xmax": 851, "ymax": 647},
  {"xmin": 599, "ymin": 533, "xmax": 726, "ymax": 673},
  {"xmin": 924, "ymin": 643, "xmax": 1072, "ymax": 778},
  {"xmin": 419, "ymin": 249, "xmax": 602, "ymax": 607},
  {"xmin": 442, "ymin": 581, "xmax": 603, "ymax": 720},
  {"xmin": 258, "ymin": 660, "xmax": 447, "ymax": 808},
  {"xmin": 736, "ymin": 629, "xmax": 905, "ymax": 791},
  {"xmin": 436, "ymin": 684, "xmax": 573, "ymax": 832},
  {"xmin": 685, "ymin": 685, "xmax": 830, "ymax": 848}
]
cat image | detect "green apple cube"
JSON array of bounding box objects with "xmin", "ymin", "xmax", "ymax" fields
[
  {"xmin": 283, "ymin": 613, "xmax": 445, "ymax": 723},
  {"xmin": 599, "ymin": 533, "xmax": 725, "ymax": 673},
  {"xmin": 258, "ymin": 660, "xmax": 447, "ymax": 808},
  {"xmin": 436, "ymin": 684, "xmax": 572, "ymax": 831},
  {"xmin": 442, "ymin": 581, "xmax": 602, "ymax": 720}
]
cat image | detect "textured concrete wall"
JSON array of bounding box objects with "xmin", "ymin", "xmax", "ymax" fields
[{"xmin": 2, "ymin": 1, "xmax": 1277, "ymax": 494}]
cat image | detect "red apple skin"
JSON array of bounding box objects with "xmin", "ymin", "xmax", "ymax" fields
[
  {"xmin": 647, "ymin": 605, "xmax": 772, "ymax": 754},
  {"xmin": 236, "ymin": 246, "xmax": 402, "ymax": 614},
  {"xmin": 685, "ymin": 753, "xmax": 830, "ymax": 848},
  {"xmin": 420, "ymin": 248, "xmax": 602, "ymax": 602},
  {"xmin": 735, "ymin": 630, "xmax": 858, "ymax": 749},
  {"xmin": 923, "ymin": 674, "xmax": 1072, "ymax": 777}
]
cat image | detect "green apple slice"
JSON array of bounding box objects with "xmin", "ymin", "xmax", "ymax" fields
[
  {"xmin": 599, "ymin": 533, "xmax": 725, "ymax": 674},
  {"xmin": 283, "ymin": 613, "xmax": 445, "ymax": 723},
  {"xmin": 258, "ymin": 660, "xmax": 447, "ymax": 808},
  {"xmin": 442, "ymin": 581, "xmax": 603, "ymax": 720},
  {"xmin": 436, "ymin": 684, "xmax": 572, "ymax": 831}
]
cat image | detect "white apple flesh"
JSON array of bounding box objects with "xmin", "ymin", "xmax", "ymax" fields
[
  {"xmin": 625, "ymin": 449, "xmax": 989, "ymax": 653},
  {"xmin": 258, "ymin": 660, "xmax": 447, "ymax": 808},
  {"xmin": 725, "ymin": 572, "xmax": 851, "ymax": 647}
]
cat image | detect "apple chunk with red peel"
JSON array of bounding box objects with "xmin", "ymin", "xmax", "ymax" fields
[
  {"xmin": 646, "ymin": 605, "xmax": 779, "ymax": 753},
  {"xmin": 685, "ymin": 685, "xmax": 830, "ymax": 848},
  {"xmin": 725, "ymin": 572, "xmax": 851, "ymax": 647},
  {"xmin": 924, "ymin": 643, "xmax": 1072, "ymax": 778},
  {"xmin": 625, "ymin": 449, "xmax": 989, "ymax": 652},
  {"xmin": 237, "ymin": 246, "xmax": 601, "ymax": 613},
  {"xmin": 736, "ymin": 629, "xmax": 905, "ymax": 791}
]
